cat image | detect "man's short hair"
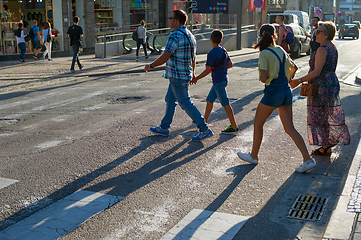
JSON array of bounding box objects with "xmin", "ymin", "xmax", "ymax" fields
[
  {"xmin": 73, "ymin": 16, "xmax": 79, "ymax": 23},
  {"xmin": 313, "ymin": 16, "xmax": 320, "ymax": 21},
  {"xmin": 33, "ymin": 20, "xmax": 37, "ymax": 24},
  {"xmin": 211, "ymin": 29, "xmax": 223, "ymax": 44},
  {"xmin": 277, "ymin": 14, "xmax": 285, "ymax": 21},
  {"xmin": 173, "ymin": 9, "xmax": 187, "ymax": 25}
]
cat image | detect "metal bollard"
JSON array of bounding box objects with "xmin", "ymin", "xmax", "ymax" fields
[{"xmin": 103, "ymin": 34, "xmax": 106, "ymax": 58}]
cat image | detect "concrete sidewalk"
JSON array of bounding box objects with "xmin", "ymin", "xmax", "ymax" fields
[{"xmin": 0, "ymin": 48, "xmax": 258, "ymax": 80}]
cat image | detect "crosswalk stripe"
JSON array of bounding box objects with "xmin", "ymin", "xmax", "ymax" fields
[
  {"xmin": 160, "ymin": 209, "xmax": 249, "ymax": 240},
  {"xmin": 0, "ymin": 190, "xmax": 124, "ymax": 240},
  {"xmin": 0, "ymin": 177, "xmax": 18, "ymax": 190}
]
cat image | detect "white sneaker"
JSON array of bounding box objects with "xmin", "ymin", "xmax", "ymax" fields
[
  {"xmin": 237, "ymin": 152, "xmax": 258, "ymax": 164},
  {"xmin": 295, "ymin": 159, "xmax": 316, "ymax": 173}
]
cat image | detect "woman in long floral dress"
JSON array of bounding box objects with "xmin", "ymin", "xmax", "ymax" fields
[{"xmin": 290, "ymin": 21, "xmax": 350, "ymax": 155}]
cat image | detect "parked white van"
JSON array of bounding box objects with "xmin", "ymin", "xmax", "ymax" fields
[
  {"xmin": 268, "ymin": 13, "xmax": 299, "ymax": 25},
  {"xmin": 283, "ymin": 11, "xmax": 311, "ymax": 33}
]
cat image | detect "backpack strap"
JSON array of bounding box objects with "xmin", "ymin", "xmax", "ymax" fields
[{"xmin": 177, "ymin": 29, "xmax": 194, "ymax": 65}]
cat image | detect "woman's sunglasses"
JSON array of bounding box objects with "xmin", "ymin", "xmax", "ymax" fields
[{"xmin": 315, "ymin": 29, "xmax": 324, "ymax": 34}]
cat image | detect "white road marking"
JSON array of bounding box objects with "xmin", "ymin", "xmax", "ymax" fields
[
  {"xmin": 160, "ymin": 209, "xmax": 249, "ymax": 240},
  {"xmin": 35, "ymin": 140, "xmax": 64, "ymax": 149},
  {"xmin": 0, "ymin": 177, "xmax": 18, "ymax": 190},
  {"xmin": 0, "ymin": 190, "xmax": 123, "ymax": 240}
]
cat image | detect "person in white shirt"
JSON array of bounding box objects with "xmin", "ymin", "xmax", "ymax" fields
[
  {"xmin": 42, "ymin": 21, "xmax": 54, "ymax": 61},
  {"xmin": 136, "ymin": 20, "xmax": 149, "ymax": 62},
  {"xmin": 16, "ymin": 22, "xmax": 26, "ymax": 62}
]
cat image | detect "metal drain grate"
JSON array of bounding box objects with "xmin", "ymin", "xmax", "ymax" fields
[{"xmin": 286, "ymin": 194, "xmax": 329, "ymax": 221}]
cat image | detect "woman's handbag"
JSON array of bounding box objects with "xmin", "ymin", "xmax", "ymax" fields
[{"xmin": 300, "ymin": 83, "xmax": 318, "ymax": 97}]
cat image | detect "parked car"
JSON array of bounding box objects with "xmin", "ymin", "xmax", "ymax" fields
[
  {"xmin": 272, "ymin": 23, "xmax": 311, "ymax": 58},
  {"xmin": 338, "ymin": 24, "xmax": 359, "ymax": 39}
]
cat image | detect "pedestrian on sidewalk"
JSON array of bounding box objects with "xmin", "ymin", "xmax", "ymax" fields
[
  {"xmin": 190, "ymin": 29, "xmax": 239, "ymax": 135},
  {"xmin": 144, "ymin": 9, "xmax": 213, "ymax": 141},
  {"xmin": 67, "ymin": 16, "xmax": 83, "ymax": 73},
  {"xmin": 306, "ymin": 16, "xmax": 321, "ymax": 58},
  {"xmin": 41, "ymin": 21, "xmax": 54, "ymax": 61},
  {"xmin": 16, "ymin": 22, "xmax": 26, "ymax": 62},
  {"xmin": 135, "ymin": 20, "xmax": 149, "ymax": 62},
  {"xmin": 237, "ymin": 24, "xmax": 315, "ymax": 173},
  {"xmin": 275, "ymin": 14, "xmax": 290, "ymax": 53},
  {"xmin": 289, "ymin": 21, "xmax": 351, "ymax": 156},
  {"xmin": 30, "ymin": 20, "xmax": 43, "ymax": 60}
]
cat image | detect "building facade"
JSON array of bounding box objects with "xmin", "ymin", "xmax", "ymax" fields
[{"xmin": 0, "ymin": 0, "xmax": 175, "ymax": 55}]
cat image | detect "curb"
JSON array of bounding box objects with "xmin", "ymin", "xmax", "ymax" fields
[{"xmin": 322, "ymin": 136, "xmax": 361, "ymax": 240}]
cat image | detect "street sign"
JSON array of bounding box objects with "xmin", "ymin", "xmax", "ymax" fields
[
  {"xmin": 337, "ymin": 11, "xmax": 342, "ymax": 18},
  {"xmin": 192, "ymin": 0, "xmax": 228, "ymax": 14},
  {"xmin": 315, "ymin": 8, "xmax": 322, "ymax": 16},
  {"xmin": 250, "ymin": 0, "xmax": 265, "ymax": 11},
  {"xmin": 254, "ymin": 0, "xmax": 263, "ymax": 7}
]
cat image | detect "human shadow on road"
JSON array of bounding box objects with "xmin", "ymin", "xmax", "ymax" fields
[
  {"xmin": 0, "ymin": 125, "xmax": 236, "ymax": 231},
  {"xmin": 165, "ymin": 164, "xmax": 255, "ymax": 239},
  {"xmin": 83, "ymin": 134, "xmax": 237, "ymax": 198}
]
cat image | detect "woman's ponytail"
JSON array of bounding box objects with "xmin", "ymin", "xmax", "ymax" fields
[{"xmin": 253, "ymin": 24, "xmax": 276, "ymax": 51}]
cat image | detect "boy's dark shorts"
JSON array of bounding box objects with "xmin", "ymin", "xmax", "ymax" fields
[{"xmin": 31, "ymin": 40, "xmax": 42, "ymax": 50}]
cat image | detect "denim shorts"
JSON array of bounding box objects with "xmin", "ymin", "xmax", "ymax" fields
[
  {"xmin": 260, "ymin": 86, "xmax": 293, "ymax": 108},
  {"xmin": 206, "ymin": 81, "xmax": 230, "ymax": 107}
]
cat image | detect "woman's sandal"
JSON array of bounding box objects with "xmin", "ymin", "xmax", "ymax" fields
[{"xmin": 312, "ymin": 146, "xmax": 333, "ymax": 156}]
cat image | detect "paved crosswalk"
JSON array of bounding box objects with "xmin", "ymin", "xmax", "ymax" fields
[
  {"xmin": 160, "ymin": 209, "xmax": 249, "ymax": 240},
  {"xmin": 0, "ymin": 177, "xmax": 18, "ymax": 190},
  {"xmin": 0, "ymin": 190, "xmax": 123, "ymax": 240}
]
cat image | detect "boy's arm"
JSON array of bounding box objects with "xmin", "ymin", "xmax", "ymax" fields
[
  {"xmin": 190, "ymin": 66, "xmax": 212, "ymax": 85},
  {"xmin": 227, "ymin": 59, "xmax": 233, "ymax": 69}
]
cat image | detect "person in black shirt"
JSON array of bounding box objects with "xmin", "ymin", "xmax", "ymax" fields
[
  {"xmin": 67, "ymin": 16, "xmax": 83, "ymax": 73},
  {"xmin": 307, "ymin": 16, "xmax": 321, "ymax": 58}
]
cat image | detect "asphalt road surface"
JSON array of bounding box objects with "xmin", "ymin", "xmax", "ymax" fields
[{"xmin": 1, "ymin": 38, "xmax": 361, "ymax": 240}]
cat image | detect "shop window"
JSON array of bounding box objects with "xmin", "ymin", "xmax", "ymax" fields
[{"xmin": 130, "ymin": 0, "xmax": 152, "ymax": 27}]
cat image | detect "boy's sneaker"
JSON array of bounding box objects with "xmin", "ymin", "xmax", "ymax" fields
[
  {"xmin": 192, "ymin": 129, "xmax": 213, "ymax": 141},
  {"xmin": 33, "ymin": 55, "xmax": 38, "ymax": 60},
  {"xmin": 150, "ymin": 126, "xmax": 169, "ymax": 137},
  {"xmin": 221, "ymin": 125, "xmax": 239, "ymax": 135},
  {"xmin": 237, "ymin": 152, "xmax": 258, "ymax": 164},
  {"xmin": 136, "ymin": 57, "xmax": 139, "ymax": 62},
  {"xmin": 295, "ymin": 159, "xmax": 316, "ymax": 173}
]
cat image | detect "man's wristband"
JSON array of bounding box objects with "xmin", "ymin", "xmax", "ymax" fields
[
  {"xmin": 298, "ymin": 78, "xmax": 303, "ymax": 83},
  {"xmin": 149, "ymin": 63, "xmax": 154, "ymax": 69}
]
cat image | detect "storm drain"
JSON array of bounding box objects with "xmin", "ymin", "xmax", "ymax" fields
[
  {"xmin": 286, "ymin": 194, "xmax": 329, "ymax": 221},
  {"xmin": 106, "ymin": 96, "xmax": 148, "ymax": 104}
]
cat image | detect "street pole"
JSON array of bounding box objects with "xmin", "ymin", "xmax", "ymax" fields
[{"xmin": 236, "ymin": 0, "xmax": 242, "ymax": 50}]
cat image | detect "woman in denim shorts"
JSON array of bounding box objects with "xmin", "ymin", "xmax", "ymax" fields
[{"xmin": 236, "ymin": 24, "xmax": 316, "ymax": 173}]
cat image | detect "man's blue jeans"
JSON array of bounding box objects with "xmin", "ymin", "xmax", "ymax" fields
[{"xmin": 160, "ymin": 78, "xmax": 208, "ymax": 132}]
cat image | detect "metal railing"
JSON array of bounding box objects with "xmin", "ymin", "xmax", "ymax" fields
[{"xmin": 96, "ymin": 24, "xmax": 256, "ymax": 58}]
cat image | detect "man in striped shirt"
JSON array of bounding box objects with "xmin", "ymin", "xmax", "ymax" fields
[{"xmin": 144, "ymin": 9, "xmax": 213, "ymax": 141}]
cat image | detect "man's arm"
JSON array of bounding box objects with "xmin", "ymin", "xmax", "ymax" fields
[
  {"xmin": 144, "ymin": 51, "xmax": 171, "ymax": 72},
  {"xmin": 37, "ymin": 31, "xmax": 43, "ymax": 44}
]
